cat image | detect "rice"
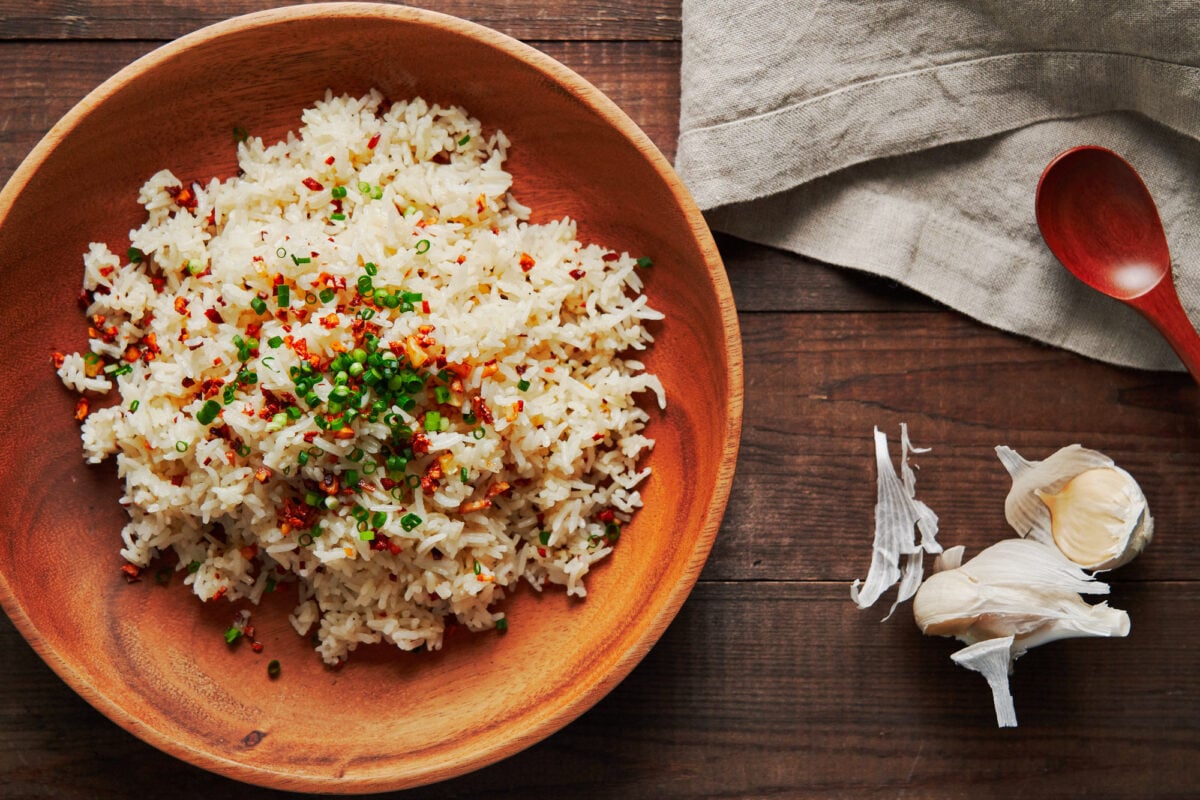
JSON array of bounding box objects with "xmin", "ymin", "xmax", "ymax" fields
[{"xmin": 57, "ymin": 90, "xmax": 664, "ymax": 664}]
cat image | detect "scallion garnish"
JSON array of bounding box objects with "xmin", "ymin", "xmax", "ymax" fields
[
  {"xmin": 276, "ymin": 284, "xmax": 290, "ymax": 306},
  {"xmin": 414, "ymin": 239, "xmax": 430, "ymax": 255},
  {"xmin": 517, "ymin": 379, "xmax": 530, "ymax": 391},
  {"xmin": 400, "ymin": 512, "xmax": 422, "ymax": 532},
  {"xmin": 250, "ymin": 296, "xmax": 268, "ymax": 314},
  {"xmin": 196, "ymin": 399, "xmax": 221, "ymax": 425},
  {"xmin": 331, "ymin": 186, "xmax": 347, "ymax": 199},
  {"xmin": 175, "ymin": 440, "xmax": 189, "ymax": 452}
]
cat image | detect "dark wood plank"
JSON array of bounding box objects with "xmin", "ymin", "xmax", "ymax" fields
[
  {"xmin": 0, "ymin": 40, "xmax": 679, "ymax": 184},
  {"xmin": 0, "ymin": 0, "xmax": 681, "ymax": 42},
  {"xmin": 704, "ymin": 311, "xmax": 1200, "ymax": 582},
  {"xmin": 2, "ymin": 581, "xmax": 1195, "ymax": 798}
]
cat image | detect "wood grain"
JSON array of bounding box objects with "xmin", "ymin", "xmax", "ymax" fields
[{"xmin": 3, "ymin": 0, "xmax": 1199, "ymax": 797}]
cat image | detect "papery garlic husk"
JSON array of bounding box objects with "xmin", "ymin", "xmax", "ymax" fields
[
  {"xmin": 913, "ymin": 538, "xmax": 1130, "ymax": 658},
  {"xmin": 995, "ymin": 445, "xmax": 1153, "ymax": 571},
  {"xmin": 851, "ymin": 425, "xmax": 941, "ymax": 617},
  {"xmin": 950, "ymin": 636, "xmax": 1019, "ymax": 728}
]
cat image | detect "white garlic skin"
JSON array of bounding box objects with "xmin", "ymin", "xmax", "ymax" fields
[{"xmin": 1037, "ymin": 466, "xmax": 1153, "ymax": 572}]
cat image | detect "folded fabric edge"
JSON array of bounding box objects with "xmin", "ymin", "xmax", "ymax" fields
[
  {"xmin": 675, "ymin": 50, "xmax": 1200, "ymax": 212},
  {"xmin": 705, "ymin": 183, "xmax": 1187, "ymax": 374}
]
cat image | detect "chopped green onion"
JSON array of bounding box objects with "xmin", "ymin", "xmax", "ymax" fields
[
  {"xmin": 414, "ymin": 239, "xmax": 430, "ymax": 254},
  {"xmin": 434, "ymin": 385, "xmax": 451, "ymax": 404},
  {"xmin": 196, "ymin": 399, "xmax": 221, "ymax": 425},
  {"xmin": 358, "ymin": 181, "xmax": 371, "ymax": 194},
  {"xmin": 175, "ymin": 440, "xmax": 189, "ymax": 452},
  {"xmin": 495, "ymin": 617, "xmax": 508, "ymax": 632},
  {"xmin": 424, "ymin": 411, "xmax": 442, "ymax": 432},
  {"xmin": 266, "ymin": 412, "xmax": 288, "ymax": 432},
  {"xmin": 319, "ymin": 287, "xmax": 336, "ymax": 303},
  {"xmin": 223, "ymin": 384, "xmax": 236, "ymax": 405},
  {"xmin": 276, "ymin": 285, "xmax": 290, "ymax": 306},
  {"xmin": 605, "ymin": 522, "xmax": 621, "ymax": 542},
  {"xmin": 517, "ymin": 379, "xmax": 530, "ymax": 392},
  {"xmin": 187, "ymin": 560, "xmax": 202, "ymax": 574},
  {"xmin": 129, "ymin": 400, "xmax": 140, "ymax": 412},
  {"xmin": 371, "ymin": 510, "xmax": 387, "ymax": 528},
  {"xmin": 473, "ymin": 559, "xmax": 482, "ymax": 575},
  {"xmin": 348, "ymin": 447, "xmax": 364, "ymax": 462},
  {"xmin": 364, "ymin": 262, "xmax": 378, "ymax": 277},
  {"xmin": 344, "ymin": 469, "xmax": 359, "ymax": 487},
  {"xmin": 472, "ymin": 427, "xmax": 486, "ymax": 440},
  {"xmin": 305, "ymin": 292, "xmax": 317, "ymax": 304},
  {"xmin": 298, "ymin": 451, "xmax": 309, "ymax": 467},
  {"xmin": 233, "ymin": 125, "xmax": 249, "ymax": 143},
  {"xmin": 290, "ymin": 254, "xmax": 311, "ymax": 265},
  {"xmin": 539, "ymin": 530, "xmax": 551, "ymax": 546},
  {"xmin": 250, "ymin": 296, "xmax": 268, "ymax": 314},
  {"xmin": 331, "ymin": 185, "xmax": 347, "ymax": 199},
  {"xmin": 458, "ymin": 134, "xmax": 471, "ymax": 146},
  {"xmin": 370, "ymin": 185, "xmax": 383, "ymax": 200},
  {"xmin": 636, "ymin": 256, "xmax": 654, "ymax": 268},
  {"xmin": 459, "ymin": 466, "xmax": 469, "ymax": 483},
  {"xmin": 298, "ymin": 532, "xmax": 314, "ymax": 547},
  {"xmin": 267, "ymin": 659, "xmax": 281, "ymax": 678},
  {"xmin": 357, "ymin": 275, "xmax": 373, "ymax": 294},
  {"xmin": 186, "ymin": 260, "xmax": 203, "ymax": 275},
  {"xmin": 304, "ymin": 491, "xmax": 321, "ymax": 507},
  {"xmin": 359, "ymin": 308, "xmax": 375, "ymax": 320},
  {"xmin": 276, "ymin": 247, "xmax": 287, "ymax": 258},
  {"xmin": 237, "ymin": 444, "xmax": 251, "ymax": 457},
  {"xmin": 127, "ymin": 246, "xmax": 143, "ymax": 263},
  {"xmin": 400, "ymin": 512, "xmax": 422, "ymax": 532},
  {"xmin": 359, "ymin": 529, "xmax": 375, "ymax": 541},
  {"xmin": 268, "ymin": 335, "xmax": 283, "ymax": 348},
  {"xmin": 224, "ymin": 626, "xmax": 242, "ymax": 644}
]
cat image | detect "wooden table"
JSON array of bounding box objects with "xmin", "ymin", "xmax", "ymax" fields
[{"xmin": 3, "ymin": 3, "xmax": 1198, "ymax": 797}]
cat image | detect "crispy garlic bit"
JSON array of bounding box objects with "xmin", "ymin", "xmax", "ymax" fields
[{"xmin": 995, "ymin": 445, "xmax": 1153, "ymax": 571}]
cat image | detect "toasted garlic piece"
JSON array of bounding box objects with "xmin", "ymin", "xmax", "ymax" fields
[
  {"xmin": 1037, "ymin": 467, "xmax": 1153, "ymax": 571},
  {"xmin": 995, "ymin": 445, "xmax": 1152, "ymax": 571}
]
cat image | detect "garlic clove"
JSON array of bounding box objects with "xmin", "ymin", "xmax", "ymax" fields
[
  {"xmin": 950, "ymin": 636, "xmax": 1019, "ymax": 728},
  {"xmin": 913, "ymin": 538, "xmax": 1130, "ymax": 657},
  {"xmin": 1036, "ymin": 466, "xmax": 1154, "ymax": 571},
  {"xmin": 995, "ymin": 445, "xmax": 1152, "ymax": 571}
]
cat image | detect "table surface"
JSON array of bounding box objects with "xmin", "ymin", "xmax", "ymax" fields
[{"xmin": 3, "ymin": 2, "xmax": 1199, "ymax": 798}]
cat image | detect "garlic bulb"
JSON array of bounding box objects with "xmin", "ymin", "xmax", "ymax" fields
[
  {"xmin": 995, "ymin": 445, "xmax": 1153, "ymax": 571},
  {"xmin": 913, "ymin": 538, "xmax": 1129, "ymax": 656},
  {"xmin": 914, "ymin": 538, "xmax": 1130, "ymax": 728}
]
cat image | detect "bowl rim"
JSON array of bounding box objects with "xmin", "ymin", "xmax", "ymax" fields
[{"xmin": 0, "ymin": 2, "xmax": 744, "ymax": 792}]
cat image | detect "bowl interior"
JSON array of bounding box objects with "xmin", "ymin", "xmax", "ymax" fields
[{"xmin": 0, "ymin": 4, "xmax": 740, "ymax": 792}]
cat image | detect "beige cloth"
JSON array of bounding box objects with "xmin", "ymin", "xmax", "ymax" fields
[{"xmin": 675, "ymin": 0, "xmax": 1200, "ymax": 371}]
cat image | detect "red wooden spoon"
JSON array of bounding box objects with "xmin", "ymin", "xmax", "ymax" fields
[{"xmin": 1036, "ymin": 145, "xmax": 1200, "ymax": 381}]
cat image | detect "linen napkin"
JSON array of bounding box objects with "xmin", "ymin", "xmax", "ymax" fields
[{"xmin": 675, "ymin": 0, "xmax": 1200, "ymax": 371}]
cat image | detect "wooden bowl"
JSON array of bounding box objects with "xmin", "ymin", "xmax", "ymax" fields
[{"xmin": 0, "ymin": 3, "xmax": 741, "ymax": 793}]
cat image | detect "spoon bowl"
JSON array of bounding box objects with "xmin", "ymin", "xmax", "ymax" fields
[{"xmin": 1036, "ymin": 145, "xmax": 1200, "ymax": 380}]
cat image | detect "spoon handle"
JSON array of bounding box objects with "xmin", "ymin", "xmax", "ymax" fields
[{"xmin": 1130, "ymin": 278, "xmax": 1200, "ymax": 383}]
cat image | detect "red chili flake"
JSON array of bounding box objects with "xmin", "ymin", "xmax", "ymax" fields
[
  {"xmin": 245, "ymin": 321, "xmax": 263, "ymax": 339},
  {"xmin": 470, "ymin": 395, "xmax": 494, "ymax": 425},
  {"xmin": 51, "ymin": 351, "xmax": 66, "ymax": 369},
  {"xmin": 254, "ymin": 467, "xmax": 273, "ymax": 483},
  {"xmin": 77, "ymin": 290, "xmax": 92, "ymax": 310},
  {"xmin": 204, "ymin": 308, "xmax": 224, "ymax": 324},
  {"xmin": 171, "ymin": 475, "xmax": 185, "ymax": 487},
  {"xmin": 519, "ymin": 252, "xmax": 535, "ymax": 272},
  {"xmin": 456, "ymin": 255, "xmax": 466, "ymax": 265},
  {"xmin": 516, "ymin": 400, "xmax": 524, "ymax": 413},
  {"xmin": 120, "ymin": 563, "xmax": 141, "ymax": 582},
  {"xmin": 122, "ymin": 345, "xmax": 141, "ymax": 363},
  {"xmin": 251, "ymin": 641, "xmax": 265, "ymax": 653},
  {"xmin": 212, "ymin": 587, "xmax": 227, "ymax": 601},
  {"xmin": 411, "ymin": 432, "xmax": 431, "ymax": 455},
  {"xmin": 569, "ymin": 269, "xmax": 586, "ymax": 280},
  {"xmin": 212, "ymin": 357, "xmax": 223, "ymax": 367},
  {"xmin": 99, "ymin": 265, "xmax": 115, "ymax": 277},
  {"xmin": 302, "ymin": 177, "xmax": 325, "ymax": 192},
  {"xmin": 74, "ymin": 397, "xmax": 89, "ymax": 421},
  {"xmin": 367, "ymin": 133, "xmax": 381, "ymax": 149},
  {"xmin": 166, "ymin": 184, "xmax": 198, "ymax": 211},
  {"xmin": 320, "ymin": 313, "xmax": 339, "ymax": 329},
  {"xmin": 240, "ymin": 544, "xmax": 259, "ymax": 560},
  {"xmin": 592, "ymin": 432, "xmax": 605, "ymax": 441},
  {"xmin": 206, "ymin": 209, "xmax": 216, "ymax": 226},
  {"xmin": 181, "ymin": 377, "xmax": 195, "ymax": 389},
  {"xmin": 388, "ymin": 541, "xmax": 402, "ymax": 556},
  {"xmin": 537, "ymin": 547, "xmax": 547, "ymax": 558},
  {"xmin": 302, "ymin": 431, "xmax": 318, "ymax": 443},
  {"xmin": 174, "ymin": 296, "xmax": 190, "ymax": 315},
  {"xmin": 598, "ymin": 509, "xmax": 616, "ymax": 523},
  {"xmin": 602, "ymin": 252, "xmax": 620, "ymax": 262},
  {"xmin": 150, "ymin": 276, "xmax": 166, "ymax": 293},
  {"xmin": 422, "ymin": 300, "xmax": 431, "ymax": 314},
  {"xmin": 324, "ymin": 155, "xmax": 336, "ymax": 165}
]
